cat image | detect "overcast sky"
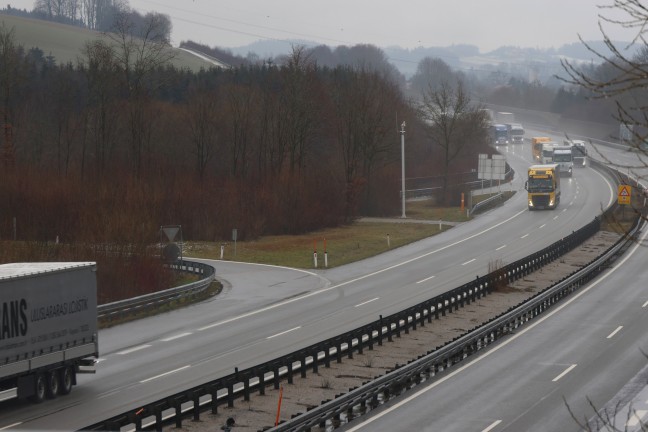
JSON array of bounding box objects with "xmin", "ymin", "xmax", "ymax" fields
[{"xmin": 6, "ymin": 0, "xmax": 640, "ymax": 52}]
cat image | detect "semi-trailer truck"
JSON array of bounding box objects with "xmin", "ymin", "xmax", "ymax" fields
[
  {"xmin": 565, "ymin": 139, "xmax": 587, "ymax": 167},
  {"xmin": 552, "ymin": 145, "xmax": 574, "ymax": 177},
  {"xmin": 531, "ymin": 136, "xmax": 551, "ymax": 162},
  {"xmin": 525, "ymin": 164, "xmax": 561, "ymax": 210},
  {"xmin": 0, "ymin": 262, "xmax": 98, "ymax": 403},
  {"xmin": 491, "ymin": 124, "xmax": 509, "ymax": 145},
  {"xmin": 506, "ymin": 123, "xmax": 525, "ymax": 144}
]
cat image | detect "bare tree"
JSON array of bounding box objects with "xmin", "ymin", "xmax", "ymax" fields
[
  {"xmin": 560, "ymin": 0, "xmax": 648, "ymax": 221},
  {"xmin": 184, "ymin": 87, "xmax": 220, "ymax": 182},
  {"xmin": 79, "ymin": 39, "xmax": 120, "ymax": 177},
  {"xmin": 419, "ymin": 80, "xmax": 485, "ymax": 204},
  {"xmin": 330, "ymin": 66, "xmax": 400, "ymax": 220},
  {"xmin": 108, "ymin": 9, "xmax": 175, "ymax": 178},
  {"xmin": 0, "ymin": 23, "xmax": 24, "ymax": 169}
]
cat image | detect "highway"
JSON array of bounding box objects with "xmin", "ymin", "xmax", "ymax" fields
[
  {"xmin": 342, "ymin": 135, "xmax": 648, "ymax": 432},
  {"xmin": 0, "ymin": 132, "xmax": 623, "ymax": 430}
]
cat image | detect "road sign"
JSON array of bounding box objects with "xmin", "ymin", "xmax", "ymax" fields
[{"xmin": 618, "ymin": 185, "xmax": 632, "ymax": 205}]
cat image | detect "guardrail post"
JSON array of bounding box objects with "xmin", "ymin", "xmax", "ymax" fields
[
  {"xmin": 347, "ymin": 337, "xmax": 354, "ymax": 359},
  {"xmin": 287, "ymin": 359, "xmax": 294, "ymax": 384},
  {"xmin": 258, "ymin": 369, "xmax": 266, "ymax": 395},
  {"xmin": 227, "ymin": 379, "xmax": 234, "ymax": 407},
  {"xmin": 154, "ymin": 405, "xmax": 163, "ymax": 432},
  {"xmin": 173, "ymin": 399, "xmax": 183, "ymax": 428},
  {"xmin": 312, "ymin": 350, "xmax": 319, "ymax": 373},
  {"xmin": 243, "ymin": 375, "xmax": 250, "ymax": 401},
  {"xmin": 192, "ymin": 392, "xmax": 200, "ymax": 421},
  {"xmin": 324, "ymin": 345, "xmax": 331, "ymax": 367},
  {"xmin": 300, "ymin": 356, "xmax": 307, "ymax": 378},
  {"xmin": 273, "ymin": 366, "xmax": 281, "ymax": 389},
  {"xmin": 210, "ymin": 384, "xmax": 218, "ymax": 414}
]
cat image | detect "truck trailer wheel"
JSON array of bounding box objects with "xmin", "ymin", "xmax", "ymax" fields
[
  {"xmin": 59, "ymin": 366, "xmax": 74, "ymax": 395},
  {"xmin": 29, "ymin": 374, "xmax": 47, "ymax": 403},
  {"xmin": 46, "ymin": 371, "xmax": 59, "ymax": 399}
]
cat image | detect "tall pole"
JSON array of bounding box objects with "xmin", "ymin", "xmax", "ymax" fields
[{"xmin": 400, "ymin": 121, "xmax": 406, "ymax": 218}]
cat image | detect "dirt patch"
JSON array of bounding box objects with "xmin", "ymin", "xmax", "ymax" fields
[{"xmin": 176, "ymin": 230, "xmax": 621, "ymax": 432}]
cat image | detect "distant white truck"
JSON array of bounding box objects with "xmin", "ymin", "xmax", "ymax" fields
[
  {"xmin": 552, "ymin": 145, "xmax": 574, "ymax": 177},
  {"xmin": 541, "ymin": 141, "xmax": 559, "ymax": 164},
  {"xmin": 564, "ymin": 139, "xmax": 587, "ymax": 167},
  {"xmin": 506, "ymin": 123, "xmax": 525, "ymax": 144}
]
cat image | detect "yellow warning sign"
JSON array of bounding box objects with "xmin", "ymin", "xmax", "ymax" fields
[{"xmin": 618, "ymin": 185, "xmax": 632, "ymax": 205}]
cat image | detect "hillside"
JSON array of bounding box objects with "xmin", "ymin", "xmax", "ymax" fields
[{"xmin": 0, "ymin": 13, "xmax": 216, "ymax": 72}]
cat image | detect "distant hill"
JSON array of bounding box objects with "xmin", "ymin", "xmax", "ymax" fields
[
  {"xmin": 225, "ymin": 38, "xmax": 638, "ymax": 79},
  {"xmin": 0, "ymin": 13, "xmax": 216, "ymax": 72}
]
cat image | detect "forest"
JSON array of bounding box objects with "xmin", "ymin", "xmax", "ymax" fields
[
  {"xmin": 0, "ymin": 2, "xmax": 629, "ymax": 303},
  {"xmin": 0, "ymin": 13, "xmax": 497, "ymax": 302}
]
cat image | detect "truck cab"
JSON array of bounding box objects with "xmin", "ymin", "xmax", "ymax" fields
[
  {"xmin": 491, "ymin": 124, "xmax": 509, "ymax": 145},
  {"xmin": 552, "ymin": 145, "xmax": 573, "ymax": 177},
  {"xmin": 541, "ymin": 141, "xmax": 558, "ymax": 164},
  {"xmin": 565, "ymin": 139, "xmax": 587, "ymax": 167},
  {"xmin": 506, "ymin": 123, "xmax": 525, "ymax": 144},
  {"xmin": 525, "ymin": 164, "xmax": 560, "ymax": 210}
]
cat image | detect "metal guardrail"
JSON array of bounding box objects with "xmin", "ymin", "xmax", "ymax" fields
[
  {"xmin": 82, "ymin": 206, "xmax": 619, "ymax": 431},
  {"xmin": 272, "ymin": 217, "xmax": 643, "ymax": 432},
  {"xmin": 97, "ymin": 260, "xmax": 215, "ymax": 323},
  {"xmin": 82, "ymin": 141, "xmax": 644, "ymax": 431},
  {"xmin": 469, "ymin": 192, "xmax": 503, "ymax": 216}
]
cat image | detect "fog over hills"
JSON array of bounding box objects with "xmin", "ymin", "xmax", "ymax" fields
[{"xmin": 225, "ymin": 38, "xmax": 639, "ymax": 80}]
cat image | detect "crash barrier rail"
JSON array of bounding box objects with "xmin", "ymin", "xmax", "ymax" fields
[
  {"xmin": 97, "ymin": 260, "xmax": 215, "ymax": 323},
  {"xmin": 83, "ymin": 199, "xmax": 621, "ymax": 431},
  {"xmin": 83, "ymin": 147, "xmax": 641, "ymax": 431},
  {"xmin": 266, "ymin": 141, "xmax": 646, "ymax": 431},
  {"xmin": 469, "ymin": 192, "xmax": 503, "ymax": 216},
  {"xmin": 271, "ymin": 215, "xmax": 644, "ymax": 432},
  {"xmin": 405, "ymin": 163, "xmax": 515, "ymax": 199}
]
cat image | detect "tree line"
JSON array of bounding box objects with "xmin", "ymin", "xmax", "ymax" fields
[{"xmin": 0, "ymin": 19, "xmax": 493, "ymax": 300}]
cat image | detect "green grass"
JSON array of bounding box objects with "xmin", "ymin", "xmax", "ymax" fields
[
  {"xmin": 0, "ymin": 13, "xmax": 214, "ymax": 72},
  {"xmin": 405, "ymin": 200, "xmax": 471, "ymax": 221},
  {"xmin": 186, "ymin": 194, "xmax": 519, "ymax": 270},
  {"xmin": 185, "ymin": 200, "xmax": 477, "ymax": 269}
]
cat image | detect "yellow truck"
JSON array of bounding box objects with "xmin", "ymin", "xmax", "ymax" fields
[{"xmin": 525, "ymin": 164, "xmax": 560, "ymax": 210}]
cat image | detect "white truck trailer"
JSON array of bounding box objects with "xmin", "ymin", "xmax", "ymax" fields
[
  {"xmin": 552, "ymin": 145, "xmax": 574, "ymax": 177},
  {"xmin": 0, "ymin": 262, "xmax": 98, "ymax": 403}
]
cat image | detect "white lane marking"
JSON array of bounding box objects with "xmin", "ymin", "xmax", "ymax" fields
[
  {"xmin": 117, "ymin": 344, "xmax": 151, "ymax": 355},
  {"xmin": 0, "ymin": 423, "xmax": 22, "ymax": 431},
  {"xmin": 267, "ymin": 326, "xmax": 301, "ymax": 339},
  {"xmin": 606, "ymin": 326, "xmax": 623, "ymax": 339},
  {"xmin": 482, "ymin": 420, "xmax": 502, "ymax": 432},
  {"xmin": 553, "ymin": 216, "xmax": 559, "ymax": 220},
  {"xmin": 642, "ymin": 300, "xmax": 648, "ymax": 308},
  {"xmin": 552, "ymin": 364, "xmax": 577, "ymax": 382},
  {"xmin": 140, "ymin": 365, "xmax": 191, "ymax": 383},
  {"xmin": 495, "ymin": 245, "xmax": 506, "ymax": 251},
  {"xmin": 539, "ymin": 224, "xmax": 546, "ymax": 229},
  {"xmin": 462, "ymin": 259, "xmax": 476, "ymax": 266},
  {"xmin": 563, "ymin": 208, "xmax": 568, "ymax": 212},
  {"xmin": 345, "ymin": 226, "xmax": 648, "ymax": 432},
  {"xmin": 196, "ymin": 209, "xmax": 529, "ymax": 331},
  {"xmin": 355, "ymin": 298, "xmax": 379, "ymax": 307},
  {"xmin": 160, "ymin": 332, "xmax": 192, "ymax": 342},
  {"xmin": 417, "ymin": 275, "xmax": 436, "ymax": 284},
  {"xmin": 627, "ymin": 410, "xmax": 648, "ymax": 427},
  {"xmin": 521, "ymin": 233, "xmax": 529, "ymax": 239}
]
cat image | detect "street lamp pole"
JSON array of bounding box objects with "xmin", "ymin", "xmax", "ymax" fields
[{"xmin": 400, "ymin": 121, "xmax": 406, "ymax": 218}]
